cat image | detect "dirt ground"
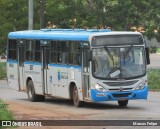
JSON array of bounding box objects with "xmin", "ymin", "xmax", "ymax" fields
[
  {"xmin": 5, "ymin": 100, "xmax": 89, "ymax": 129},
  {"xmin": 6, "ymin": 100, "xmax": 83, "ymax": 120},
  {"xmin": 5, "ymin": 100, "xmax": 111, "ymax": 129}
]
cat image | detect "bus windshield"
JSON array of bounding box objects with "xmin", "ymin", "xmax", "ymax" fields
[{"xmin": 92, "ymin": 46, "xmax": 146, "ymax": 79}]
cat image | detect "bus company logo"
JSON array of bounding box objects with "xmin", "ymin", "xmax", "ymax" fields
[
  {"xmin": 58, "ymin": 69, "xmax": 61, "ymax": 81},
  {"xmin": 119, "ymin": 87, "xmax": 123, "ymax": 92},
  {"xmin": 30, "ymin": 65, "xmax": 33, "ymax": 70},
  {"xmin": 9, "ymin": 63, "xmax": 14, "ymax": 67}
]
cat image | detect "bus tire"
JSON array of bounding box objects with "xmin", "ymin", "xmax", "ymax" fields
[
  {"xmin": 72, "ymin": 86, "xmax": 83, "ymax": 107},
  {"xmin": 118, "ymin": 100, "xmax": 128, "ymax": 107},
  {"xmin": 38, "ymin": 95, "xmax": 45, "ymax": 102},
  {"xmin": 27, "ymin": 80, "xmax": 39, "ymax": 102}
]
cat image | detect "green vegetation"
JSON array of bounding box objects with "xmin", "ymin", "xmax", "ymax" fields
[
  {"xmin": 0, "ymin": 100, "xmax": 14, "ymax": 120},
  {"xmin": 1, "ymin": 0, "xmax": 160, "ymax": 54},
  {"xmin": 156, "ymin": 48, "xmax": 160, "ymax": 53},
  {"xmin": 149, "ymin": 46, "xmax": 158, "ymax": 54},
  {"xmin": 148, "ymin": 69, "xmax": 160, "ymax": 91},
  {"xmin": 0, "ymin": 63, "xmax": 6, "ymax": 79},
  {"xmin": 0, "ymin": 99, "xmax": 14, "ymax": 129}
]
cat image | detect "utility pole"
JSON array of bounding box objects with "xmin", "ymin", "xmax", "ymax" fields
[
  {"xmin": 28, "ymin": 0, "xmax": 33, "ymax": 30},
  {"xmin": 40, "ymin": 0, "xmax": 45, "ymax": 29}
]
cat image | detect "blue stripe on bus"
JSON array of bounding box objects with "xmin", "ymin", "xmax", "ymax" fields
[
  {"xmin": 7, "ymin": 60, "xmax": 18, "ymax": 64},
  {"xmin": 49, "ymin": 64, "xmax": 82, "ymax": 69},
  {"xmin": 24, "ymin": 62, "xmax": 42, "ymax": 65}
]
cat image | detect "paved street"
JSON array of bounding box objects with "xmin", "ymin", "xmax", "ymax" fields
[
  {"xmin": 0, "ymin": 80, "xmax": 160, "ymax": 129},
  {"xmin": 0, "ymin": 54, "xmax": 160, "ymax": 129},
  {"xmin": 148, "ymin": 54, "xmax": 160, "ymax": 68}
]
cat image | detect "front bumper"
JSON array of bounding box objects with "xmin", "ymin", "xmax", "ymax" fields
[{"xmin": 90, "ymin": 86, "xmax": 148, "ymax": 102}]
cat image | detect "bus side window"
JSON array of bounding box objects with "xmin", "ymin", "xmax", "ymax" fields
[
  {"xmin": 62, "ymin": 41, "xmax": 69, "ymax": 64},
  {"xmin": 69, "ymin": 41, "xmax": 81, "ymax": 65},
  {"xmin": 26, "ymin": 40, "xmax": 35, "ymax": 61},
  {"xmin": 51, "ymin": 41, "xmax": 58, "ymax": 63},
  {"xmin": 56, "ymin": 41, "xmax": 69, "ymax": 64},
  {"xmin": 8, "ymin": 39, "xmax": 17, "ymax": 60},
  {"xmin": 35, "ymin": 40, "xmax": 41, "ymax": 62},
  {"xmin": 83, "ymin": 49, "xmax": 89, "ymax": 73}
]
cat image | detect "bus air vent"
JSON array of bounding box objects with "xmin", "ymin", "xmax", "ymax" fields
[
  {"xmin": 103, "ymin": 80, "xmax": 138, "ymax": 87},
  {"xmin": 112, "ymin": 93, "xmax": 131, "ymax": 98},
  {"xmin": 109, "ymin": 88, "xmax": 133, "ymax": 91}
]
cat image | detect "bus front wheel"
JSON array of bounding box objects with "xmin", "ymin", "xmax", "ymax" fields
[
  {"xmin": 72, "ymin": 86, "xmax": 83, "ymax": 107},
  {"xmin": 27, "ymin": 80, "xmax": 45, "ymax": 102},
  {"xmin": 118, "ymin": 100, "xmax": 128, "ymax": 107}
]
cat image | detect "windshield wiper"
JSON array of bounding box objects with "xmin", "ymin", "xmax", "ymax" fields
[
  {"xmin": 124, "ymin": 45, "xmax": 133, "ymax": 56},
  {"xmin": 104, "ymin": 46, "xmax": 114, "ymax": 67}
]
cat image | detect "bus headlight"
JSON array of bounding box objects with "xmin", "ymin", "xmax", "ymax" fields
[
  {"xmin": 94, "ymin": 83, "xmax": 107, "ymax": 92},
  {"xmin": 135, "ymin": 81, "xmax": 147, "ymax": 90}
]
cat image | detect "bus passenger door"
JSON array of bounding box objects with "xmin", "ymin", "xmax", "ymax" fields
[
  {"xmin": 18, "ymin": 42, "xmax": 25, "ymax": 91},
  {"xmin": 82, "ymin": 48, "xmax": 90, "ymax": 99},
  {"xmin": 41, "ymin": 46, "xmax": 51, "ymax": 95}
]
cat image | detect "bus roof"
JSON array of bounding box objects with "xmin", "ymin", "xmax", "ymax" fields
[
  {"xmin": 8, "ymin": 29, "xmax": 111, "ymax": 41},
  {"xmin": 8, "ymin": 29, "xmax": 143, "ymax": 42}
]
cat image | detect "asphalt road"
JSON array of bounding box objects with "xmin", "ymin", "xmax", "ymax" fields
[
  {"xmin": 0, "ymin": 80, "xmax": 160, "ymax": 129},
  {"xmin": 148, "ymin": 54, "xmax": 160, "ymax": 68},
  {"xmin": 0, "ymin": 54, "xmax": 160, "ymax": 129}
]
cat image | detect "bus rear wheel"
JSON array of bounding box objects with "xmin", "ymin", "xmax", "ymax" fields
[
  {"xmin": 118, "ymin": 100, "xmax": 128, "ymax": 107},
  {"xmin": 72, "ymin": 86, "xmax": 83, "ymax": 107}
]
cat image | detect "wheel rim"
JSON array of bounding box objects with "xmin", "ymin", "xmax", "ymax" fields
[
  {"xmin": 28, "ymin": 86, "xmax": 32, "ymax": 100},
  {"xmin": 73, "ymin": 87, "xmax": 79, "ymax": 105}
]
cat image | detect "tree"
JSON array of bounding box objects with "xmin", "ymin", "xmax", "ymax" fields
[
  {"xmin": 0, "ymin": 0, "xmax": 160, "ymax": 54},
  {"xmin": 0, "ymin": 0, "xmax": 28, "ymax": 54}
]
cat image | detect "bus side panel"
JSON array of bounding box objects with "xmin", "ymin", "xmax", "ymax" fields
[
  {"xmin": 24, "ymin": 62, "xmax": 43, "ymax": 94},
  {"xmin": 50, "ymin": 65, "xmax": 69, "ymax": 98},
  {"xmin": 7, "ymin": 61, "xmax": 19, "ymax": 90},
  {"xmin": 68, "ymin": 66, "xmax": 83, "ymax": 101},
  {"xmin": 48, "ymin": 65, "xmax": 56, "ymax": 96}
]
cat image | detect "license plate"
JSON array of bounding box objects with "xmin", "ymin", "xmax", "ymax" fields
[{"xmin": 119, "ymin": 98, "xmax": 127, "ymax": 101}]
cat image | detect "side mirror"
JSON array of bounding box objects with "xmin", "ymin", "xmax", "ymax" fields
[
  {"xmin": 88, "ymin": 50, "xmax": 92, "ymax": 61},
  {"xmin": 145, "ymin": 48, "xmax": 150, "ymax": 65}
]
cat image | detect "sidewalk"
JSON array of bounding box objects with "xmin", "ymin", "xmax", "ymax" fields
[{"xmin": 0, "ymin": 79, "xmax": 8, "ymax": 85}]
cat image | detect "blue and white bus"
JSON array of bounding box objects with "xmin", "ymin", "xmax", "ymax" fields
[{"xmin": 7, "ymin": 29, "xmax": 150, "ymax": 107}]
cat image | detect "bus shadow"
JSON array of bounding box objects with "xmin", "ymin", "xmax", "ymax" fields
[
  {"xmin": 44, "ymin": 98, "xmax": 144, "ymax": 110},
  {"xmin": 19, "ymin": 98, "xmax": 145, "ymax": 110},
  {"xmin": 83, "ymin": 102, "xmax": 144, "ymax": 110}
]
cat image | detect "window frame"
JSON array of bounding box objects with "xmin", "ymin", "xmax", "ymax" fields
[
  {"xmin": 8, "ymin": 39, "xmax": 18, "ymax": 60},
  {"xmin": 50, "ymin": 40, "xmax": 82, "ymax": 66},
  {"xmin": 25, "ymin": 40, "xmax": 41, "ymax": 62}
]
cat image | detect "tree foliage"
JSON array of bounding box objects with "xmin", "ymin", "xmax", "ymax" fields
[{"xmin": 0, "ymin": 0, "xmax": 160, "ymax": 54}]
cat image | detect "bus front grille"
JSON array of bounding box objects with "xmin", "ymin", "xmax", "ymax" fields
[
  {"xmin": 112, "ymin": 93, "xmax": 131, "ymax": 98},
  {"xmin": 109, "ymin": 88, "xmax": 133, "ymax": 91},
  {"xmin": 103, "ymin": 80, "xmax": 138, "ymax": 87}
]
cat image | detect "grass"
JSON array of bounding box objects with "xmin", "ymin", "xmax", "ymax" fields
[
  {"xmin": 156, "ymin": 48, "xmax": 160, "ymax": 53},
  {"xmin": 0, "ymin": 99, "xmax": 14, "ymax": 129},
  {"xmin": 0, "ymin": 63, "xmax": 6, "ymax": 79},
  {"xmin": 147, "ymin": 68, "xmax": 160, "ymax": 91}
]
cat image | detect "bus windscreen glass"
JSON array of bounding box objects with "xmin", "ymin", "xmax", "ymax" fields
[{"xmin": 92, "ymin": 46, "xmax": 146, "ymax": 80}]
